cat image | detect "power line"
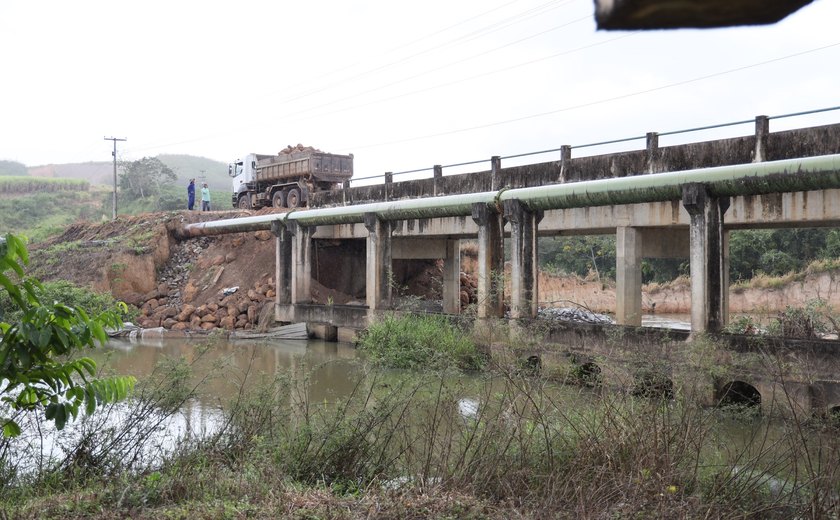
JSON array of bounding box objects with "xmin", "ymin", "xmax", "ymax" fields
[
  {"xmin": 343, "ymin": 41, "xmax": 840, "ymax": 153},
  {"xmin": 251, "ymin": 0, "xmax": 579, "ymax": 109},
  {"xmin": 127, "ymin": 3, "xmax": 597, "ymax": 155}
]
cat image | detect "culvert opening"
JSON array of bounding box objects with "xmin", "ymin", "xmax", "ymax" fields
[
  {"xmin": 717, "ymin": 381, "xmax": 761, "ymax": 409},
  {"xmin": 522, "ymin": 355, "xmax": 542, "ymax": 375},
  {"xmin": 572, "ymin": 362, "xmax": 601, "ymax": 387},
  {"xmin": 632, "ymin": 372, "xmax": 674, "ymax": 400}
]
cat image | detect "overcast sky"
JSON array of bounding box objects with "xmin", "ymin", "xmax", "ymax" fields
[{"xmin": 2, "ymin": 0, "xmax": 838, "ymax": 179}]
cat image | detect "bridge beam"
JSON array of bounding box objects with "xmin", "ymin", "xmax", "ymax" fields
[
  {"xmin": 365, "ymin": 213, "xmax": 392, "ymax": 313},
  {"xmin": 504, "ymin": 199, "xmax": 543, "ymax": 319},
  {"xmin": 472, "ymin": 203, "xmax": 505, "ymax": 318},
  {"xmin": 683, "ymin": 184, "xmax": 729, "ymax": 333}
]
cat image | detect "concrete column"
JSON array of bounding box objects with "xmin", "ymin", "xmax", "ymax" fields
[
  {"xmin": 471, "ymin": 203, "xmax": 505, "ymax": 318},
  {"xmin": 503, "ymin": 199, "xmax": 542, "ymax": 319},
  {"xmin": 615, "ymin": 226, "xmax": 642, "ymax": 326},
  {"xmin": 442, "ymin": 239, "xmax": 461, "ymax": 314},
  {"xmin": 646, "ymin": 132, "xmax": 659, "ymax": 173},
  {"xmin": 286, "ymin": 220, "xmax": 314, "ymax": 304},
  {"xmin": 722, "ymin": 228, "xmax": 730, "ymax": 327},
  {"xmin": 364, "ymin": 212, "xmax": 392, "ymax": 311},
  {"xmin": 271, "ymin": 220, "xmax": 291, "ymax": 305},
  {"xmin": 754, "ymin": 115, "xmax": 770, "ymax": 162},
  {"xmin": 682, "ymin": 184, "xmax": 729, "ymax": 333}
]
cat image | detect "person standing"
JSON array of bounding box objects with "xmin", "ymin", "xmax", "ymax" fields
[
  {"xmin": 187, "ymin": 178, "xmax": 196, "ymax": 210},
  {"xmin": 201, "ymin": 182, "xmax": 211, "ymax": 211}
]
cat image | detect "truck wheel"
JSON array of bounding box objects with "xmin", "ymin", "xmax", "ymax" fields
[
  {"xmin": 286, "ymin": 188, "xmax": 301, "ymax": 208},
  {"xmin": 272, "ymin": 191, "xmax": 285, "ymax": 208},
  {"xmin": 237, "ymin": 194, "xmax": 251, "ymax": 209}
]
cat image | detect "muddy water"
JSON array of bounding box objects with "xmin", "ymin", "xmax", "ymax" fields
[{"xmin": 99, "ymin": 337, "xmax": 364, "ymax": 405}]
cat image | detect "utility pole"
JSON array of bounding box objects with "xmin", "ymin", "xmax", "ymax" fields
[{"xmin": 104, "ymin": 136, "xmax": 127, "ymax": 220}]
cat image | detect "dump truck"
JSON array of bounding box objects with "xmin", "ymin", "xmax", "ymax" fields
[{"xmin": 229, "ymin": 145, "xmax": 353, "ymax": 209}]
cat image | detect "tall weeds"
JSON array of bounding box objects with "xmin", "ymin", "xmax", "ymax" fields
[{"xmin": 2, "ymin": 343, "xmax": 838, "ymax": 519}]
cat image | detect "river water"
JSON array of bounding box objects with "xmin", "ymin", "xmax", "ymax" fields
[{"xmin": 100, "ymin": 336, "xmax": 364, "ymax": 405}]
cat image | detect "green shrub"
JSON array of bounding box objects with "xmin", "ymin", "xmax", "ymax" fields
[
  {"xmin": 0, "ymin": 279, "xmax": 135, "ymax": 323},
  {"xmin": 358, "ymin": 313, "xmax": 483, "ymax": 370}
]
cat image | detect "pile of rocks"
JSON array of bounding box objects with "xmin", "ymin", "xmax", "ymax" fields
[
  {"xmin": 538, "ymin": 306, "xmax": 614, "ymax": 325},
  {"xmin": 136, "ymin": 280, "xmax": 276, "ymax": 331},
  {"xmin": 460, "ymin": 271, "xmax": 478, "ymax": 309},
  {"xmin": 278, "ymin": 144, "xmax": 321, "ymax": 155}
]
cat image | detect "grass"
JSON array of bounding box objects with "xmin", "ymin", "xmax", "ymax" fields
[
  {"xmin": 358, "ymin": 313, "xmax": 484, "ymax": 370},
  {"xmin": 1, "ymin": 336, "xmax": 838, "ymax": 519},
  {"xmin": 0, "ymin": 354, "xmax": 840, "ymax": 519}
]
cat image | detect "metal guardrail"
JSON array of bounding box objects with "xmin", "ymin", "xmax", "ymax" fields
[{"xmin": 349, "ymin": 105, "xmax": 840, "ymax": 186}]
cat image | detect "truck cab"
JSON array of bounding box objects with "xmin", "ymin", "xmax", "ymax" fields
[{"xmin": 229, "ymin": 154, "xmax": 265, "ymax": 209}]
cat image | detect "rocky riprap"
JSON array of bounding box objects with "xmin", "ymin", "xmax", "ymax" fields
[
  {"xmin": 538, "ymin": 307, "xmax": 614, "ymax": 324},
  {"xmin": 136, "ymin": 235, "xmax": 276, "ymax": 332}
]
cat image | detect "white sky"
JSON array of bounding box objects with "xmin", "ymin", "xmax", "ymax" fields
[{"xmin": 1, "ymin": 0, "xmax": 838, "ymax": 180}]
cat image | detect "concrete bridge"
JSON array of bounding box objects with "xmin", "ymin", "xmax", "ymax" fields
[
  {"xmin": 183, "ymin": 116, "xmax": 840, "ymax": 417},
  {"xmin": 186, "ymin": 117, "xmax": 840, "ymax": 336}
]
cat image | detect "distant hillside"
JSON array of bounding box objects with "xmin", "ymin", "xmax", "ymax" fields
[
  {"xmin": 26, "ymin": 155, "xmax": 230, "ymax": 191},
  {"xmin": 156, "ymin": 154, "xmax": 229, "ymax": 191},
  {"xmin": 0, "ymin": 160, "xmax": 28, "ymax": 176}
]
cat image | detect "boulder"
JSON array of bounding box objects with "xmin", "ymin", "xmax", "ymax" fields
[
  {"xmin": 219, "ymin": 316, "xmax": 235, "ymax": 330},
  {"xmin": 254, "ymin": 230, "xmax": 272, "ymax": 241},
  {"xmin": 177, "ymin": 304, "xmax": 196, "ymax": 322}
]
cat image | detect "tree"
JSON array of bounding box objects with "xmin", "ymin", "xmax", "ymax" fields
[
  {"xmin": 0, "ymin": 234, "xmax": 135, "ymax": 437},
  {"xmin": 0, "ymin": 160, "xmax": 27, "ymax": 177},
  {"xmin": 118, "ymin": 157, "xmax": 177, "ymax": 200}
]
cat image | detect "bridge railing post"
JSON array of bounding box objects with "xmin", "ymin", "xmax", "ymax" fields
[
  {"xmin": 559, "ymin": 145, "xmax": 571, "ymax": 183},
  {"xmin": 433, "ymin": 164, "xmax": 443, "ymax": 196},
  {"xmin": 384, "ymin": 171, "xmax": 393, "ymax": 202},
  {"xmin": 490, "ymin": 156, "xmax": 501, "ymax": 191},
  {"xmin": 646, "ymin": 132, "xmax": 659, "ymax": 174},
  {"xmin": 754, "ymin": 115, "xmax": 769, "ymax": 162}
]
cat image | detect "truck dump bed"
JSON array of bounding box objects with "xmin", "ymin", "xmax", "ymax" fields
[{"xmin": 255, "ymin": 150, "xmax": 353, "ymax": 184}]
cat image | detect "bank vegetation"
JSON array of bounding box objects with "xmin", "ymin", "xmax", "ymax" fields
[{"xmin": 1, "ymin": 319, "xmax": 838, "ymax": 519}]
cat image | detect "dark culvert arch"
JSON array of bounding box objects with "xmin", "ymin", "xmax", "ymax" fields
[{"xmin": 717, "ymin": 381, "xmax": 762, "ymax": 409}]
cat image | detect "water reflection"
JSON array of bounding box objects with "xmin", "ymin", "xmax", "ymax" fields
[{"xmin": 97, "ymin": 337, "xmax": 364, "ymax": 406}]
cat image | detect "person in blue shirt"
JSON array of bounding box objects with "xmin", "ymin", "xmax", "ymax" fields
[{"xmin": 187, "ymin": 178, "xmax": 195, "ymax": 210}]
